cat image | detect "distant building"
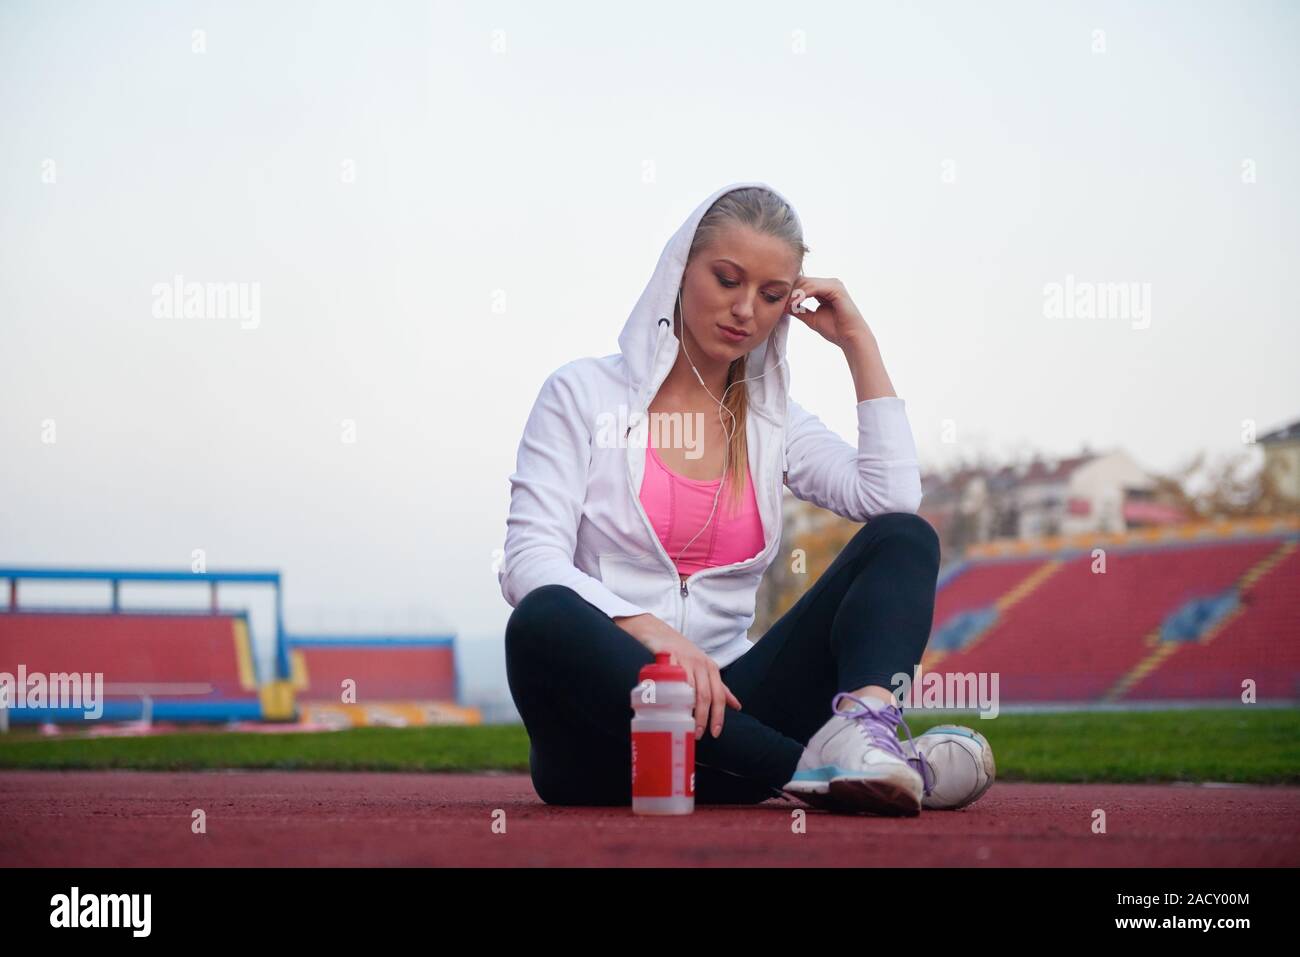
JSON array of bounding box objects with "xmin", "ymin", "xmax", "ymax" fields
[
  {"xmin": 919, "ymin": 448, "xmax": 1186, "ymax": 551},
  {"xmin": 1259, "ymin": 418, "xmax": 1300, "ymax": 503},
  {"xmin": 760, "ymin": 447, "xmax": 1189, "ymax": 633}
]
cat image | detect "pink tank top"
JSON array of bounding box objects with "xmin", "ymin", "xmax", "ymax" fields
[{"xmin": 639, "ymin": 443, "xmax": 766, "ymax": 578}]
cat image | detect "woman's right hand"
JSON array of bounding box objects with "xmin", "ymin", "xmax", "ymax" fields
[{"xmin": 614, "ymin": 612, "xmax": 742, "ymax": 741}]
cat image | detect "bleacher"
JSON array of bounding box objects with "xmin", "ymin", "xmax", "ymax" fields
[
  {"xmin": 0, "ymin": 568, "xmax": 291, "ymax": 725},
  {"xmin": 0, "ymin": 609, "xmax": 262, "ymax": 722},
  {"xmin": 925, "ymin": 518, "xmax": 1300, "ymax": 704},
  {"xmin": 287, "ymin": 633, "xmax": 478, "ymax": 727},
  {"xmin": 0, "ymin": 566, "xmax": 477, "ymax": 729}
]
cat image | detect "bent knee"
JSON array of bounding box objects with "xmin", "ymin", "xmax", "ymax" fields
[
  {"xmin": 867, "ymin": 512, "xmax": 941, "ymax": 561},
  {"xmin": 506, "ymin": 584, "xmax": 582, "ymax": 650}
]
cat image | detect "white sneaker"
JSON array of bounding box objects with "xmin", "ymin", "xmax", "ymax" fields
[
  {"xmin": 898, "ymin": 727, "xmax": 993, "ymax": 810},
  {"xmin": 781, "ymin": 693, "xmax": 925, "ymax": 816}
]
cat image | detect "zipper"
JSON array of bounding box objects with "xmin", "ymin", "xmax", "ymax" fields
[
  {"xmin": 621, "ymin": 317, "xmax": 784, "ymax": 632},
  {"xmin": 628, "ymin": 420, "xmax": 780, "ymax": 631},
  {"xmin": 624, "ymin": 319, "xmax": 694, "ymax": 632},
  {"xmin": 681, "ymin": 578, "xmax": 690, "ymax": 636},
  {"xmin": 676, "ymin": 416, "xmax": 787, "ymax": 594},
  {"xmin": 626, "ymin": 433, "xmax": 692, "ymax": 632}
]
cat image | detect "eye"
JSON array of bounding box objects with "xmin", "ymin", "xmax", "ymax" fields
[{"xmin": 717, "ymin": 275, "xmax": 785, "ymax": 304}]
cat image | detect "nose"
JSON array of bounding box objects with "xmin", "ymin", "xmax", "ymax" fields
[{"xmin": 731, "ymin": 293, "xmax": 756, "ymax": 324}]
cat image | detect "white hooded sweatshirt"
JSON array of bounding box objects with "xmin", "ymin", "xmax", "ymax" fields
[{"xmin": 499, "ymin": 181, "xmax": 924, "ymax": 669}]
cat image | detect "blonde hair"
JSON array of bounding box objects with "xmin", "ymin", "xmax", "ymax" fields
[{"xmin": 681, "ymin": 187, "xmax": 809, "ymax": 510}]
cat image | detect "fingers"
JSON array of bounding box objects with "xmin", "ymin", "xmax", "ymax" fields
[
  {"xmin": 789, "ymin": 288, "xmax": 819, "ymax": 316},
  {"xmin": 709, "ymin": 668, "xmax": 726, "ymax": 738},
  {"xmin": 683, "ymin": 653, "xmax": 740, "ymax": 739},
  {"xmin": 693, "ymin": 664, "xmax": 712, "ymax": 740},
  {"xmin": 789, "ymin": 285, "xmax": 808, "ymax": 313},
  {"xmin": 792, "ymin": 276, "xmax": 840, "ymax": 297},
  {"xmin": 790, "ymin": 277, "xmax": 843, "ymax": 314}
]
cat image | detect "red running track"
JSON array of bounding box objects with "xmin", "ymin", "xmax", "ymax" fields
[{"xmin": 2, "ymin": 771, "xmax": 1297, "ymax": 867}]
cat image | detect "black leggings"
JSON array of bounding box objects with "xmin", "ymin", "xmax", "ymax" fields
[{"xmin": 504, "ymin": 511, "xmax": 941, "ymax": 806}]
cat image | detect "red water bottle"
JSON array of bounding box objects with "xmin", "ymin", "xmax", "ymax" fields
[{"xmin": 630, "ymin": 652, "xmax": 695, "ymax": 815}]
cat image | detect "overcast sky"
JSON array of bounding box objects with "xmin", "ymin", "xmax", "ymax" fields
[{"xmin": 2, "ymin": 1, "xmax": 1296, "ymax": 686}]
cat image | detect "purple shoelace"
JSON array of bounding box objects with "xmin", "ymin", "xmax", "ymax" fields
[{"xmin": 833, "ymin": 692, "xmax": 935, "ymax": 796}]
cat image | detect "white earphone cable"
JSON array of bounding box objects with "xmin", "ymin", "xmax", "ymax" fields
[{"xmin": 667, "ymin": 286, "xmax": 788, "ymax": 567}]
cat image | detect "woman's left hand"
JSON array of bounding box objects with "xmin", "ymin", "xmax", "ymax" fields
[{"xmin": 788, "ymin": 277, "xmax": 873, "ymax": 350}]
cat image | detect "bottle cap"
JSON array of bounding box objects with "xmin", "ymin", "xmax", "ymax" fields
[{"xmin": 638, "ymin": 651, "xmax": 688, "ymax": 684}]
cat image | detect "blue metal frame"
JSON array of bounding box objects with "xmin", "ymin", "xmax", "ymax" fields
[
  {"xmin": 286, "ymin": 634, "xmax": 454, "ymax": 647},
  {"xmin": 0, "ymin": 567, "xmax": 280, "ymax": 584},
  {"xmin": 0, "ymin": 566, "xmax": 290, "ymax": 683},
  {"xmin": 5, "ymin": 700, "xmax": 265, "ymax": 724},
  {"xmin": 0, "ymin": 567, "xmax": 471, "ymax": 704}
]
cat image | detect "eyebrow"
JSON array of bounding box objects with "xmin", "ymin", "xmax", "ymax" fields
[{"xmin": 713, "ymin": 258, "xmax": 794, "ymax": 288}]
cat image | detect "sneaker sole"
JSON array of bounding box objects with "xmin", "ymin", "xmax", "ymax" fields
[{"xmin": 783, "ymin": 768, "xmax": 922, "ymax": 817}]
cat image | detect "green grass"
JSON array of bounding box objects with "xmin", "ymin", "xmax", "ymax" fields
[
  {"xmin": 1, "ymin": 709, "xmax": 1297, "ymax": 783},
  {"xmin": 0, "ymin": 725, "xmax": 531, "ymax": 773}
]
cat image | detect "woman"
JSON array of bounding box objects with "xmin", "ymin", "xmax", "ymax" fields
[{"xmin": 500, "ymin": 182, "xmax": 942, "ymax": 815}]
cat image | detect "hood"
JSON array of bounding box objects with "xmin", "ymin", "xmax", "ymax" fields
[{"xmin": 617, "ymin": 181, "xmax": 803, "ymax": 425}]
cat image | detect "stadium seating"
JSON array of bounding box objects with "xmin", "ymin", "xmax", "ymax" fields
[
  {"xmin": 0, "ymin": 610, "xmax": 262, "ymax": 722},
  {"xmin": 924, "ymin": 525, "xmax": 1300, "ymax": 703},
  {"xmin": 287, "ymin": 634, "xmax": 477, "ymax": 727}
]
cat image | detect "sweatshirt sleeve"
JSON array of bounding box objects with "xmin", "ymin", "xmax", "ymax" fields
[
  {"xmin": 783, "ymin": 395, "xmax": 924, "ymax": 520},
  {"xmin": 498, "ymin": 364, "xmax": 650, "ymax": 619}
]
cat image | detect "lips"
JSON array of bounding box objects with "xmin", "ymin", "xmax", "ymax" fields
[{"xmin": 717, "ymin": 323, "xmax": 751, "ymax": 343}]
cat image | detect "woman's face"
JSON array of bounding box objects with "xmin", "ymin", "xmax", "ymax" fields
[{"xmin": 677, "ymin": 224, "xmax": 801, "ymax": 366}]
